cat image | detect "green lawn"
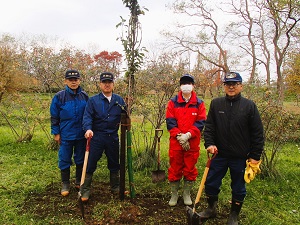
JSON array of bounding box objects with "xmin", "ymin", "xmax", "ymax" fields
[
  {"xmin": 0, "ymin": 94, "xmax": 299, "ymax": 224},
  {"xmin": 0, "ymin": 124, "xmax": 299, "ymax": 224}
]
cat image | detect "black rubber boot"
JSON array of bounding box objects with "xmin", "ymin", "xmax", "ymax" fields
[
  {"xmin": 110, "ymin": 172, "xmax": 120, "ymax": 194},
  {"xmin": 227, "ymin": 200, "xmax": 243, "ymax": 225},
  {"xmin": 61, "ymin": 168, "xmax": 70, "ymax": 196},
  {"xmin": 75, "ymin": 164, "xmax": 83, "ymax": 190},
  {"xmin": 199, "ymin": 195, "xmax": 218, "ymax": 219},
  {"xmin": 80, "ymin": 173, "xmax": 93, "ymax": 201}
]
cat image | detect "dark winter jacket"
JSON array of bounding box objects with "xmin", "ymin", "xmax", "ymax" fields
[
  {"xmin": 166, "ymin": 91, "xmax": 206, "ymax": 151},
  {"xmin": 204, "ymin": 93, "xmax": 264, "ymax": 160},
  {"xmin": 82, "ymin": 93, "xmax": 126, "ymax": 134},
  {"xmin": 50, "ymin": 86, "xmax": 89, "ymax": 140}
]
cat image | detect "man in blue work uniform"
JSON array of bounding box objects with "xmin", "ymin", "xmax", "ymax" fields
[
  {"xmin": 50, "ymin": 69, "xmax": 89, "ymax": 196},
  {"xmin": 80, "ymin": 72, "xmax": 126, "ymax": 201}
]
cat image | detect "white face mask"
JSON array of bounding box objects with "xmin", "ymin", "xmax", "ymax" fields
[{"xmin": 180, "ymin": 84, "xmax": 193, "ymax": 94}]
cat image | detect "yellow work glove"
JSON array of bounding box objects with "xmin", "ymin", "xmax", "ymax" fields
[{"xmin": 244, "ymin": 160, "xmax": 262, "ymax": 183}]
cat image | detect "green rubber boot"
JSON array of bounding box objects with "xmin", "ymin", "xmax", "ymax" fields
[
  {"xmin": 183, "ymin": 180, "xmax": 194, "ymax": 206},
  {"xmin": 168, "ymin": 181, "xmax": 180, "ymax": 206}
]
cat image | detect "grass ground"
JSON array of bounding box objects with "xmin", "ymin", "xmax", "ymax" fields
[
  {"xmin": 0, "ymin": 124, "xmax": 299, "ymax": 224},
  {"xmin": 0, "ymin": 95, "xmax": 299, "ymax": 224}
]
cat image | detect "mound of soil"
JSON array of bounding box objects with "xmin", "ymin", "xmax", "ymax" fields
[{"xmin": 21, "ymin": 181, "xmax": 230, "ymax": 224}]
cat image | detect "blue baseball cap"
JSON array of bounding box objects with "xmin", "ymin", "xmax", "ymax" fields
[{"xmin": 223, "ymin": 72, "xmax": 242, "ymax": 83}]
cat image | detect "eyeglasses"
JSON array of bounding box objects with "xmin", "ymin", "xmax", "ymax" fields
[
  {"xmin": 101, "ymin": 80, "xmax": 114, "ymax": 84},
  {"xmin": 66, "ymin": 78, "xmax": 80, "ymax": 82},
  {"xmin": 225, "ymin": 72, "xmax": 238, "ymax": 78},
  {"xmin": 224, "ymin": 82, "xmax": 241, "ymax": 87}
]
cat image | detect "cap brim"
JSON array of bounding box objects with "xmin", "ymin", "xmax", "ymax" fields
[
  {"xmin": 101, "ymin": 78, "xmax": 113, "ymax": 81},
  {"xmin": 224, "ymin": 79, "xmax": 242, "ymax": 82},
  {"xmin": 66, "ymin": 76, "xmax": 80, "ymax": 79},
  {"xmin": 180, "ymin": 78, "xmax": 194, "ymax": 84}
]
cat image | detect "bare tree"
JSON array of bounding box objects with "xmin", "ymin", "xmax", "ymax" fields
[
  {"xmin": 266, "ymin": 0, "xmax": 300, "ymax": 102},
  {"xmin": 227, "ymin": 0, "xmax": 259, "ymax": 84},
  {"xmin": 228, "ymin": 0, "xmax": 299, "ymax": 97},
  {"xmin": 256, "ymin": 0, "xmax": 272, "ymax": 86},
  {"xmin": 166, "ymin": 0, "xmax": 230, "ymax": 78},
  {"xmin": 165, "ymin": 0, "xmax": 299, "ymax": 101}
]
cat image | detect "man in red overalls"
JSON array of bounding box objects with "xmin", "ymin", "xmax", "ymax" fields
[{"xmin": 166, "ymin": 74, "xmax": 206, "ymax": 206}]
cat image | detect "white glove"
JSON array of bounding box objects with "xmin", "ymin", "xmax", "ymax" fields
[
  {"xmin": 176, "ymin": 132, "xmax": 191, "ymax": 144},
  {"xmin": 181, "ymin": 141, "xmax": 190, "ymax": 151}
]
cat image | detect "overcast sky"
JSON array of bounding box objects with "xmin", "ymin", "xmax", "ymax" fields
[{"xmin": 0, "ymin": 0, "xmax": 176, "ymax": 53}]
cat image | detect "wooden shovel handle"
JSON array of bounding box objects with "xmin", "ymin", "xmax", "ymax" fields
[
  {"xmin": 195, "ymin": 167, "xmax": 209, "ymax": 205},
  {"xmin": 194, "ymin": 152, "xmax": 217, "ymax": 205},
  {"xmin": 80, "ymin": 137, "xmax": 91, "ymax": 186}
]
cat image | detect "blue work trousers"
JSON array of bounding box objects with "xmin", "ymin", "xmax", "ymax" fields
[
  {"xmin": 86, "ymin": 132, "xmax": 120, "ymax": 174},
  {"xmin": 58, "ymin": 139, "xmax": 86, "ymax": 170},
  {"xmin": 204, "ymin": 155, "xmax": 246, "ymax": 202}
]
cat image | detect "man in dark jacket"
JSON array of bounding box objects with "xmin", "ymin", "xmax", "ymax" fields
[
  {"xmin": 200, "ymin": 72, "xmax": 264, "ymax": 225},
  {"xmin": 50, "ymin": 69, "xmax": 89, "ymax": 196},
  {"xmin": 80, "ymin": 72, "xmax": 126, "ymax": 201}
]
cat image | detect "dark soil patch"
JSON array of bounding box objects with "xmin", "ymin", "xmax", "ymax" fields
[{"xmin": 21, "ymin": 181, "xmax": 231, "ymax": 224}]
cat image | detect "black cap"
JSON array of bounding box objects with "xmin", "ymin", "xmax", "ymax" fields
[
  {"xmin": 65, "ymin": 70, "xmax": 80, "ymax": 79},
  {"xmin": 180, "ymin": 74, "xmax": 195, "ymax": 85},
  {"xmin": 100, "ymin": 72, "xmax": 114, "ymax": 82}
]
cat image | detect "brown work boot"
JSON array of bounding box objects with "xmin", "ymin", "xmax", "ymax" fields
[{"xmin": 199, "ymin": 195, "xmax": 218, "ymax": 219}]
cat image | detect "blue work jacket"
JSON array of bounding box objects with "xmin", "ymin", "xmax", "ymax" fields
[
  {"xmin": 82, "ymin": 93, "xmax": 126, "ymax": 134},
  {"xmin": 50, "ymin": 86, "xmax": 88, "ymax": 140}
]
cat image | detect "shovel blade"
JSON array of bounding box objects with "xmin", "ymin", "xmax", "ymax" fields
[
  {"xmin": 186, "ymin": 206, "xmax": 202, "ymax": 225},
  {"xmin": 78, "ymin": 192, "xmax": 85, "ymax": 219},
  {"xmin": 151, "ymin": 170, "xmax": 166, "ymax": 183}
]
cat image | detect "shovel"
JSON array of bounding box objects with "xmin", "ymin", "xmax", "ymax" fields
[
  {"xmin": 78, "ymin": 136, "xmax": 91, "ymax": 219},
  {"xmin": 152, "ymin": 129, "xmax": 166, "ymax": 183},
  {"xmin": 186, "ymin": 152, "xmax": 217, "ymax": 225}
]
